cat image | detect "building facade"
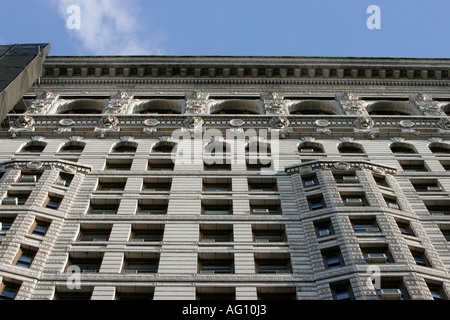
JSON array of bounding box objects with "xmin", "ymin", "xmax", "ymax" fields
[{"xmin": 1, "ymin": 55, "xmax": 450, "ymax": 300}]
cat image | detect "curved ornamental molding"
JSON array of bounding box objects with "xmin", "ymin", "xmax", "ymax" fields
[
  {"xmin": 105, "ymin": 91, "xmax": 133, "ymax": 114},
  {"xmin": 285, "ymin": 160, "xmax": 397, "ymax": 176},
  {"xmin": 26, "ymin": 91, "xmax": 58, "ymax": 114},
  {"xmin": 0, "ymin": 160, "xmax": 92, "ymax": 174}
]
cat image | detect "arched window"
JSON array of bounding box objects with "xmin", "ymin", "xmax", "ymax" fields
[
  {"xmin": 442, "ymin": 104, "xmax": 450, "ymax": 116},
  {"xmin": 338, "ymin": 142, "xmax": 364, "ymax": 154},
  {"xmin": 390, "ymin": 142, "xmax": 417, "ymax": 154},
  {"xmin": 20, "ymin": 141, "xmax": 47, "ymax": 153},
  {"xmin": 59, "ymin": 141, "xmax": 86, "ymax": 153},
  {"xmin": 112, "ymin": 141, "xmax": 138, "ymax": 153},
  {"xmin": 134, "ymin": 100, "xmax": 183, "ymax": 114},
  {"xmin": 209, "ymin": 100, "xmax": 262, "ymax": 115},
  {"xmin": 57, "ymin": 99, "xmax": 106, "ymax": 114},
  {"xmin": 429, "ymin": 143, "xmax": 450, "ymax": 154},
  {"xmin": 366, "ymin": 101, "xmax": 419, "ymax": 116},
  {"xmin": 152, "ymin": 141, "xmax": 177, "ymax": 153},
  {"xmin": 289, "ymin": 100, "xmax": 342, "ymax": 115},
  {"xmin": 298, "ymin": 142, "xmax": 325, "ymax": 153}
]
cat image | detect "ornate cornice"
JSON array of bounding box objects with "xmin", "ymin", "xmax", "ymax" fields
[
  {"xmin": 285, "ymin": 160, "xmax": 397, "ymax": 176},
  {"xmin": 0, "ymin": 160, "xmax": 92, "ymax": 174},
  {"xmin": 40, "ymin": 56, "xmax": 450, "ymax": 89}
]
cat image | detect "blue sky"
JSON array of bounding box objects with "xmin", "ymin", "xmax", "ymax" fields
[{"xmin": 0, "ymin": 0, "xmax": 449, "ymax": 58}]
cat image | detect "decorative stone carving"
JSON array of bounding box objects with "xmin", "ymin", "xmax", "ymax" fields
[
  {"xmin": 316, "ymin": 128, "xmax": 331, "ymax": 135},
  {"xmin": 105, "ymin": 91, "xmax": 133, "ymax": 114},
  {"xmin": 95, "ymin": 115, "xmax": 120, "ymax": 138},
  {"xmin": 183, "ymin": 116, "xmax": 203, "ymax": 129},
  {"xmin": 26, "ymin": 161, "xmax": 44, "ymax": 170},
  {"xmin": 333, "ymin": 162, "xmax": 352, "ymax": 170},
  {"xmin": 143, "ymin": 127, "xmax": 157, "ymax": 135},
  {"xmin": 399, "ymin": 120, "xmax": 415, "ymax": 128},
  {"xmin": 1, "ymin": 160, "xmax": 91, "ymax": 174},
  {"xmin": 269, "ymin": 116, "xmax": 292, "ymax": 138},
  {"xmin": 27, "ymin": 91, "xmax": 58, "ymax": 114},
  {"xmin": 8, "ymin": 115, "xmax": 36, "ymax": 138},
  {"xmin": 269, "ymin": 116, "xmax": 290, "ymax": 129},
  {"xmin": 54, "ymin": 118, "xmax": 74, "ymax": 134},
  {"xmin": 337, "ymin": 92, "xmax": 366, "ymax": 115},
  {"xmin": 315, "ymin": 119, "xmax": 330, "ymax": 127},
  {"xmin": 185, "ymin": 91, "xmax": 208, "ymax": 114},
  {"xmin": 59, "ymin": 119, "xmax": 74, "ymax": 127},
  {"xmin": 354, "ymin": 116, "xmax": 374, "ymax": 130},
  {"xmin": 354, "ymin": 116, "xmax": 378, "ymax": 139},
  {"xmin": 13, "ymin": 115, "xmax": 35, "ymax": 129},
  {"xmin": 98, "ymin": 115, "xmax": 119, "ymax": 129},
  {"xmin": 144, "ymin": 119, "xmax": 159, "ymax": 127},
  {"xmin": 229, "ymin": 119, "xmax": 245, "ymax": 127},
  {"xmin": 411, "ymin": 93, "xmax": 443, "ymax": 116},
  {"xmin": 262, "ymin": 92, "xmax": 286, "ymax": 114}
]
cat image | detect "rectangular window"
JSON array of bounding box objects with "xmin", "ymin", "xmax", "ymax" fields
[
  {"xmin": 410, "ymin": 247, "xmax": 431, "ymax": 267},
  {"xmin": 373, "ymin": 175, "xmax": 389, "ymax": 188},
  {"xmin": 411, "ymin": 179, "xmax": 442, "ymax": 192},
  {"xmin": 77, "ymin": 225, "xmax": 112, "ymax": 241},
  {"xmin": 200, "ymin": 224, "xmax": 233, "ymax": 243},
  {"xmin": 131, "ymin": 225, "xmax": 164, "ymax": 242},
  {"xmin": 396, "ymin": 220, "xmax": 415, "ymax": 237},
  {"xmin": 137, "ymin": 200, "xmax": 168, "ymax": 215},
  {"xmin": 341, "ymin": 193, "xmax": 368, "ymax": 206},
  {"xmin": 97, "ymin": 178, "xmax": 127, "ymax": 192},
  {"xmin": 307, "ymin": 195, "xmax": 326, "ymax": 211},
  {"xmin": 19, "ymin": 171, "xmax": 43, "ymax": 183},
  {"xmin": 322, "ymin": 247, "xmax": 344, "ymax": 270},
  {"xmin": 198, "ymin": 254, "xmax": 234, "ymax": 274},
  {"xmin": 123, "ymin": 254, "xmax": 159, "ymax": 274},
  {"xmin": 252, "ymin": 225, "xmax": 286, "ymax": 243},
  {"xmin": 30, "ymin": 220, "xmax": 51, "ymax": 237},
  {"xmin": 250, "ymin": 204, "xmax": 281, "ymax": 215},
  {"xmin": 89, "ymin": 201, "xmax": 120, "ymax": 215},
  {"xmin": 203, "ymin": 178, "xmax": 232, "ymax": 192},
  {"xmin": 105, "ymin": 160, "xmax": 132, "ymax": 171},
  {"xmin": 302, "ymin": 174, "xmax": 319, "ymax": 188},
  {"xmin": 67, "ymin": 254, "xmax": 103, "ymax": 274},
  {"xmin": 14, "ymin": 247, "xmax": 37, "ymax": 268},
  {"xmin": 142, "ymin": 178, "xmax": 172, "ymax": 191},
  {"xmin": 334, "ymin": 172, "xmax": 358, "ymax": 184},
  {"xmin": 55, "ymin": 172, "xmax": 74, "ymax": 187},
  {"xmin": 314, "ymin": 219, "xmax": 335, "ymax": 238},
  {"xmin": 203, "ymin": 162, "xmax": 231, "ymax": 171},
  {"xmin": 45, "ymin": 194, "xmax": 63, "ymax": 210},
  {"xmin": 3, "ymin": 191, "xmax": 31, "ymax": 206},
  {"xmin": 248, "ymin": 178, "xmax": 277, "ymax": 192},
  {"xmin": 0, "ymin": 282, "xmax": 21, "ymax": 300},
  {"xmin": 351, "ymin": 217, "xmax": 380, "ymax": 233},
  {"xmin": 202, "ymin": 200, "xmax": 232, "ymax": 215},
  {"xmin": 384, "ymin": 196, "xmax": 400, "ymax": 210},
  {"xmin": 361, "ymin": 245, "xmax": 394, "ymax": 264},
  {"xmin": 255, "ymin": 254, "xmax": 291, "ymax": 274},
  {"xmin": 196, "ymin": 287, "xmax": 236, "ymax": 300},
  {"xmin": 399, "ymin": 160, "xmax": 428, "ymax": 172},
  {"xmin": 0, "ymin": 216, "xmax": 15, "ymax": 232},
  {"xmin": 330, "ymin": 281, "xmax": 354, "ymax": 300},
  {"xmin": 427, "ymin": 282, "xmax": 448, "ymax": 300},
  {"xmin": 147, "ymin": 160, "xmax": 174, "ymax": 171}
]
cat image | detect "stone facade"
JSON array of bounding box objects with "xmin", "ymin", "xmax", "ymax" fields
[{"xmin": 0, "ymin": 56, "xmax": 450, "ymax": 300}]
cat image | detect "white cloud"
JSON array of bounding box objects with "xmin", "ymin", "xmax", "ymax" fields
[{"xmin": 51, "ymin": 0, "xmax": 165, "ymax": 55}]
